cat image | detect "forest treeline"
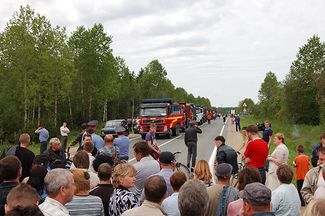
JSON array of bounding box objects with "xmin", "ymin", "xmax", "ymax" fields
[
  {"xmin": 0, "ymin": 6, "xmax": 211, "ymax": 142},
  {"xmin": 238, "ymin": 35, "xmax": 325, "ymax": 127}
]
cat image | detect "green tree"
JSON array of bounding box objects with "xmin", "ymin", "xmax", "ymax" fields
[
  {"xmin": 258, "ymin": 71, "xmax": 282, "ymax": 118},
  {"xmin": 284, "ymin": 35, "xmax": 325, "ymax": 124}
]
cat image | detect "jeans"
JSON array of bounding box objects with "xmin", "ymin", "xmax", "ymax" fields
[
  {"xmin": 259, "ymin": 168, "xmax": 266, "ymax": 184},
  {"xmin": 61, "ymin": 136, "xmax": 68, "ymax": 150},
  {"xmin": 297, "ymin": 180, "xmax": 305, "ymax": 206},
  {"xmin": 187, "ymin": 142, "xmax": 197, "ymax": 167},
  {"xmin": 40, "ymin": 141, "xmax": 48, "ymax": 154}
]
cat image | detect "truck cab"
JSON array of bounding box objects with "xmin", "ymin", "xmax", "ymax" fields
[{"xmin": 138, "ymin": 99, "xmax": 186, "ymax": 139}]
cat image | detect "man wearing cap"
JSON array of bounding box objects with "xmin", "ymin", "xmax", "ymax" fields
[
  {"xmin": 84, "ymin": 120, "xmax": 104, "ymax": 152},
  {"xmin": 240, "ymin": 182, "xmax": 275, "ymax": 216},
  {"xmin": 184, "ymin": 121, "xmax": 202, "ymax": 168},
  {"xmin": 113, "ymin": 126, "xmax": 130, "ymax": 161},
  {"xmin": 242, "ymin": 125, "xmax": 268, "ymax": 184},
  {"xmin": 206, "ymin": 163, "xmax": 238, "ymax": 216},
  {"xmin": 141, "ymin": 151, "xmax": 175, "ymax": 202}
]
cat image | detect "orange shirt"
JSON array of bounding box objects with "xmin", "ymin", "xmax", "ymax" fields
[{"xmin": 294, "ymin": 154, "xmax": 310, "ymax": 180}]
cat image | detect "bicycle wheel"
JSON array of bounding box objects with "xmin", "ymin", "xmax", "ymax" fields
[{"xmin": 176, "ymin": 162, "xmax": 191, "ymax": 179}]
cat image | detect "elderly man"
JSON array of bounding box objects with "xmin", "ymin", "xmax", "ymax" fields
[
  {"xmin": 39, "ymin": 169, "xmax": 76, "ymax": 216},
  {"xmin": 302, "ymin": 147, "xmax": 325, "ymax": 204},
  {"xmin": 122, "ymin": 176, "xmax": 167, "ymax": 216},
  {"xmin": 42, "ymin": 137, "xmax": 66, "ymax": 169},
  {"xmin": 240, "ymin": 183, "xmax": 275, "ymax": 216},
  {"xmin": 178, "ymin": 180, "xmax": 209, "ymax": 216},
  {"xmin": 0, "ymin": 156, "xmax": 22, "ymax": 216}
]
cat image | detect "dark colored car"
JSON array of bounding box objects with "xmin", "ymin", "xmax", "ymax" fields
[{"xmin": 101, "ymin": 119, "xmax": 129, "ymax": 137}]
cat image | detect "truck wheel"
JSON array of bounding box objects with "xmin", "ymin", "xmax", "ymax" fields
[{"xmin": 141, "ymin": 134, "xmax": 146, "ymax": 140}]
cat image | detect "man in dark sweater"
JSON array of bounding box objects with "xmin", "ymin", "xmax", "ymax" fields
[
  {"xmin": 89, "ymin": 163, "xmax": 114, "ymax": 216},
  {"xmin": 0, "ymin": 156, "xmax": 22, "ymax": 216},
  {"xmin": 16, "ymin": 133, "xmax": 35, "ymax": 182},
  {"xmin": 184, "ymin": 121, "xmax": 202, "ymax": 168}
]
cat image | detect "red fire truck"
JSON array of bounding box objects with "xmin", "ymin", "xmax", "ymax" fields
[
  {"xmin": 138, "ymin": 99, "xmax": 187, "ymax": 139},
  {"xmin": 179, "ymin": 102, "xmax": 196, "ymax": 129}
]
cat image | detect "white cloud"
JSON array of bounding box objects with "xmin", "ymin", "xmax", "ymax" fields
[{"xmin": 1, "ymin": 0, "xmax": 325, "ymax": 106}]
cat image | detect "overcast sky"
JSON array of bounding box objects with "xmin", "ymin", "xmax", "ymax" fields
[{"xmin": 1, "ymin": 0, "xmax": 325, "ymax": 107}]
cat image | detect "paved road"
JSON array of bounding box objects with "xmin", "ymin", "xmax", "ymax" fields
[{"xmin": 127, "ymin": 118, "xmax": 227, "ymax": 165}]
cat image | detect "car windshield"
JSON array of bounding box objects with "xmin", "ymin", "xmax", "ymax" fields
[
  {"xmin": 104, "ymin": 120, "xmax": 122, "ymax": 127},
  {"xmin": 140, "ymin": 107, "xmax": 167, "ymax": 117}
]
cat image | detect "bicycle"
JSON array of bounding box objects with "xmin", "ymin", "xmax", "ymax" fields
[
  {"xmin": 230, "ymin": 151, "xmax": 245, "ymax": 188},
  {"xmin": 173, "ymin": 152, "xmax": 191, "ymax": 179}
]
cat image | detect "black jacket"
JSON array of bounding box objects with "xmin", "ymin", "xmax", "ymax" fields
[{"xmin": 184, "ymin": 126, "xmax": 202, "ymax": 145}]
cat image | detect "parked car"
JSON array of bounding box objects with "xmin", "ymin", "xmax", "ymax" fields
[{"xmin": 101, "ymin": 119, "xmax": 129, "ymax": 137}]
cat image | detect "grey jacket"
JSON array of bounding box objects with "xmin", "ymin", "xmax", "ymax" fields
[{"xmin": 301, "ymin": 165, "xmax": 322, "ymax": 204}]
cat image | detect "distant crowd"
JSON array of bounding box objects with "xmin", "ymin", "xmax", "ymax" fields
[{"xmin": 0, "ymin": 118, "xmax": 325, "ymax": 216}]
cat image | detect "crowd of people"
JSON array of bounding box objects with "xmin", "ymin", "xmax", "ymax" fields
[{"xmin": 0, "ymin": 118, "xmax": 325, "ymax": 216}]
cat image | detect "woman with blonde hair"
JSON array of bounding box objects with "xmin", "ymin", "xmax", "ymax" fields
[
  {"xmin": 194, "ymin": 160, "xmax": 213, "ymax": 187},
  {"xmin": 266, "ymin": 133, "xmax": 289, "ymax": 191},
  {"xmin": 109, "ymin": 163, "xmax": 139, "ymax": 216},
  {"xmin": 303, "ymin": 199, "xmax": 325, "ymax": 216},
  {"xmin": 65, "ymin": 169, "xmax": 104, "ymax": 215}
]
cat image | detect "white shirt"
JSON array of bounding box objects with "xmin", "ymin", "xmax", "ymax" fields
[
  {"xmin": 60, "ymin": 126, "xmax": 70, "ymax": 136},
  {"xmin": 271, "ymin": 184, "xmax": 300, "ymax": 216},
  {"xmin": 317, "ymin": 171, "xmax": 325, "ymax": 187},
  {"xmin": 39, "ymin": 197, "xmax": 70, "ymax": 216}
]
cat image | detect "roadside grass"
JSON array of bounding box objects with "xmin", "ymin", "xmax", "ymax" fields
[{"xmin": 240, "ymin": 115, "xmax": 323, "ymax": 163}]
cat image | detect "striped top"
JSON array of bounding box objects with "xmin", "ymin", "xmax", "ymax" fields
[{"xmin": 65, "ymin": 195, "xmax": 104, "ymax": 216}]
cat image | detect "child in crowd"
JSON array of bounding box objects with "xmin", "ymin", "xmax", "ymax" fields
[{"xmin": 293, "ymin": 145, "xmax": 310, "ymax": 206}]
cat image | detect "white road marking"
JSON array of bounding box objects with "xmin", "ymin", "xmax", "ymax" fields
[
  {"xmin": 130, "ymin": 136, "xmax": 141, "ymax": 141},
  {"xmin": 209, "ymin": 119, "xmax": 227, "ymax": 184},
  {"xmin": 128, "ymin": 135, "xmax": 183, "ymax": 163}
]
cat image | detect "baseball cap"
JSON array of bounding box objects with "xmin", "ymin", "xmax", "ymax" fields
[
  {"xmin": 87, "ymin": 120, "xmax": 98, "ymax": 126},
  {"xmin": 239, "ymin": 182, "xmax": 271, "ymax": 206},
  {"xmin": 158, "ymin": 151, "xmax": 175, "ymax": 164},
  {"xmin": 215, "ymin": 163, "xmax": 233, "ymax": 178},
  {"xmin": 116, "ymin": 125, "xmax": 126, "ymax": 133}
]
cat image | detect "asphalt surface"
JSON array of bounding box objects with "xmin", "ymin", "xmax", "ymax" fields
[{"xmin": 127, "ymin": 118, "xmax": 226, "ymax": 165}]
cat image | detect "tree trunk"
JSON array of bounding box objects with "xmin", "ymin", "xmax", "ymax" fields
[
  {"xmin": 68, "ymin": 96, "xmax": 73, "ymax": 126},
  {"xmin": 102, "ymin": 100, "xmax": 107, "ymax": 122},
  {"xmin": 88, "ymin": 96, "xmax": 92, "ymax": 121},
  {"xmin": 54, "ymin": 91, "xmax": 58, "ymax": 129},
  {"xmin": 23, "ymin": 71, "xmax": 28, "ymax": 129},
  {"xmin": 80, "ymin": 72, "xmax": 84, "ymax": 119},
  {"xmin": 38, "ymin": 94, "xmax": 41, "ymax": 126}
]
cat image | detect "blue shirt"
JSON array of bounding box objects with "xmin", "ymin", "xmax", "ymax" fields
[
  {"xmin": 113, "ymin": 135, "xmax": 130, "ymax": 158},
  {"xmin": 91, "ymin": 134, "xmax": 104, "ymax": 150},
  {"xmin": 161, "ymin": 192, "xmax": 180, "ymax": 216},
  {"xmin": 37, "ymin": 128, "xmax": 49, "ymax": 142},
  {"xmin": 155, "ymin": 168, "xmax": 174, "ymax": 196}
]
